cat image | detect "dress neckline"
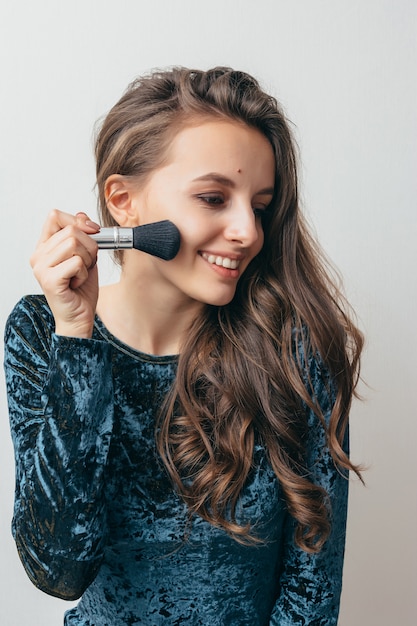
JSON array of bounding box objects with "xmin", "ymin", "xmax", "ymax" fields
[{"xmin": 93, "ymin": 315, "xmax": 179, "ymax": 364}]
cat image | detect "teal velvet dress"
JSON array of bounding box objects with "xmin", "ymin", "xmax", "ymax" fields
[{"xmin": 4, "ymin": 295, "xmax": 349, "ymax": 625}]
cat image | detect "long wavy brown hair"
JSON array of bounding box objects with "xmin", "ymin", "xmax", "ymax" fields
[{"xmin": 95, "ymin": 66, "xmax": 363, "ymax": 552}]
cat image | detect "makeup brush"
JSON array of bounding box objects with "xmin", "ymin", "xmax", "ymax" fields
[{"xmin": 90, "ymin": 220, "xmax": 180, "ymax": 261}]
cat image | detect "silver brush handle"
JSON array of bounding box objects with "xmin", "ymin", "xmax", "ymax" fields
[{"xmin": 90, "ymin": 227, "xmax": 134, "ymax": 249}]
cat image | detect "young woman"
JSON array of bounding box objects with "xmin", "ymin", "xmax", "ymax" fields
[{"xmin": 4, "ymin": 66, "xmax": 363, "ymax": 625}]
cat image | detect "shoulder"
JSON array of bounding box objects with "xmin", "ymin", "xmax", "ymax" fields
[
  {"xmin": 6, "ymin": 294, "xmax": 52, "ymax": 321},
  {"xmin": 292, "ymin": 326, "xmax": 332, "ymax": 382},
  {"xmin": 292, "ymin": 326, "xmax": 337, "ymax": 424},
  {"xmin": 4, "ymin": 294, "xmax": 54, "ymax": 356}
]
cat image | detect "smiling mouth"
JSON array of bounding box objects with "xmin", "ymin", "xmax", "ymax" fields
[{"xmin": 201, "ymin": 252, "xmax": 241, "ymax": 270}]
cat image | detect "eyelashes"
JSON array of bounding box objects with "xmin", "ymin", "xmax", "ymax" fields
[
  {"xmin": 197, "ymin": 194, "xmax": 225, "ymax": 206},
  {"xmin": 196, "ymin": 194, "xmax": 271, "ymax": 215}
]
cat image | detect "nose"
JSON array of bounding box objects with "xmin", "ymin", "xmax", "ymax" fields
[{"xmin": 223, "ymin": 202, "xmax": 262, "ymax": 247}]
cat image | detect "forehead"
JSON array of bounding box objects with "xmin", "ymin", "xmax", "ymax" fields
[{"xmin": 163, "ymin": 118, "xmax": 275, "ymax": 181}]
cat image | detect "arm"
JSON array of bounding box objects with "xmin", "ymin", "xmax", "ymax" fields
[
  {"xmin": 4, "ymin": 296, "xmax": 114, "ymax": 600},
  {"xmin": 270, "ymin": 355, "xmax": 349, "ymax": 625}
]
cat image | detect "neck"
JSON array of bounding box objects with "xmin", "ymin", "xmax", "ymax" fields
[{"xmin": 97, "ymin": 263, "xmax": 204, "ymax": 357}]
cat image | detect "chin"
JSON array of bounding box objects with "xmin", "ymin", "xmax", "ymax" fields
[{"xmin": 200, "ymin": 291, "xmax": 236, "ymax": 307}]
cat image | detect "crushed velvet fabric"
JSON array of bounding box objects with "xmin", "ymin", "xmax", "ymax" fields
[{"xmin": 4, "ymin": 295, "xmax": 349, "ymax": 625}]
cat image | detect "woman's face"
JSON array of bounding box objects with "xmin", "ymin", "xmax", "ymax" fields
[{"xmin": 124, "ymin": 118, "xmax": 275, "ymax": 308}]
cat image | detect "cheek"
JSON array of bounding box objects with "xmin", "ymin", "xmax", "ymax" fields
[{"xmin": 175, "ymin": 219, "xmax": 207, "ymax": 252}]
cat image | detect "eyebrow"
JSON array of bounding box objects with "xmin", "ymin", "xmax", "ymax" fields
[{"xmin": 192, "ymin": 172, "xmax": 274, "ymax": 196}]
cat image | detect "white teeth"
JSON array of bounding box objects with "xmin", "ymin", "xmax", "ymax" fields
[
  {"xmin": 222, "ymin": 258, "xmax": 235, "ymax": 269},
  {"xmin": 203, "ymin": 253, "xmax": 239, "ymax": 269}
]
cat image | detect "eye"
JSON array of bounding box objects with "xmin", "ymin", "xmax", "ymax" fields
[
  {"xmin": 253, "ymin": 204, "xmax": 271, "ymax": 217},
  {"xmin": 197, "ymin": 194, "xmax": 225, "ymax": 207}
]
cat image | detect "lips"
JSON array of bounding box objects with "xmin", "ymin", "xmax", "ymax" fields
[{"xmin": 201, "ymin": 252, "xmax": 241, "ymax": 270}]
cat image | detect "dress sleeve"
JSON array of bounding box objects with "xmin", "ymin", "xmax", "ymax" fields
[
  {"xmin": 3, "ymin": 296, "xmax": 114, "ymax": 600},
  {"xmin": 269, "ymin": 354, "xmax": 349, "ymax": 626}
]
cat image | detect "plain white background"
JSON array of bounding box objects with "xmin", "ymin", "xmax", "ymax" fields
[{"xmin": 1, "ymin": 1, "xmax": 416, "ymax": 624}]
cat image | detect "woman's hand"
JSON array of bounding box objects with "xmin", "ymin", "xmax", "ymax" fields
[{"xmin": 30, "ymin": 210, "xmax": 101, "ymax": 338}]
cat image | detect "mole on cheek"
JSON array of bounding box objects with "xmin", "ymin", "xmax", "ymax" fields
[{"xmin": 237, "ymin": 168, "xmax": 242, "ymax": 173}]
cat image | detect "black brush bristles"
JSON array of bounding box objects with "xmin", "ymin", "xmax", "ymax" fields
[{"xmin": 132, "ymin": 220, "xmax": 181, "ymax": 260}]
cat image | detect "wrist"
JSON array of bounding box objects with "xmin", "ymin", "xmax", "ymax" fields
[{"xmin": 54, "ymin": 322, "xmax": 94, "ymax": 339}]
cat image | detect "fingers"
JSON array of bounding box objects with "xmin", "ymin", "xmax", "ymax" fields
[
  {"xmin": 74, "ymin": 211, "xmax": 101, "ymax": 236},
  {"xmin": 32, "ymin": 211, "xmax": 99, "ymax": 265},
  {"xmin": 36, "ymin": 209, "xmax": 100, "ymax": 245},
  {"xmin": 29, "ymin": 210, "xmax": 102, "ymax": 338},
  {"xmin": 30, "ymin": 210, "xmax": 101, "ymax": 292},
  {"xmin": 33, "ymin": 227, "xmax": 96, "ymax": 270},
  {"xmin": 39, "ymin": 253, "xmax": 92, "ymax": 294}
]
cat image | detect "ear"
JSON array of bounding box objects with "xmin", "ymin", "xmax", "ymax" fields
[{"xmin": 104, "ymin": 174, "xmax": 140, "ymax": 227}]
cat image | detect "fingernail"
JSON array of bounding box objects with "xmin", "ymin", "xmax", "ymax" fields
[
  {"xmin": 76, "ymin": 212, "xmax": 99, "ymax": 228},
  {"xmin": 86, "ymin": 220, "xmax": 101, "ymax": 230}
]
